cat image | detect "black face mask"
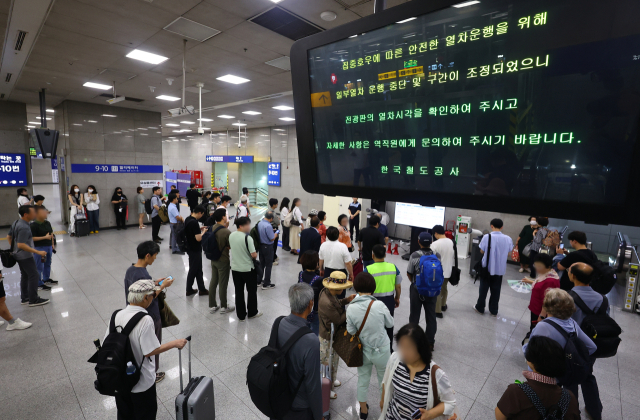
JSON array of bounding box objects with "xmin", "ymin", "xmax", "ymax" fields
[{"xmin": 117, "ymin": 192, "xmax": 122, "ymax": 195}]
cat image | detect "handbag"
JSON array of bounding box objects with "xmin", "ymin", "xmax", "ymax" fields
[
  {"xmin": 448, "ymin": 240, "xmax": 461, "ymax": 286},
  {"xmin": 473, "ymin": 233, "xmax": 491, "ymax": 283},
  {"xmin": 511, "ymin": 246, "xmax": 520, "ymax": 263},
  {"xmin": 1, "ymin": 221, "xmax": 18, "ymax": 268},
  {"xmin": 522, "ymin": 242, "xmax": 533, "ymax": 258},
  {"xmin": 332, "ymin": 300, "xmax": 374, "ymax": 367},
  {"xmin": 158, "ymin": 291, "xmax": 180, "ymax": 327}
]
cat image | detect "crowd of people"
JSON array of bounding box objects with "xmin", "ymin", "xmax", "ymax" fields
[{"xmin": 2, "ymin": 188, "xmax": 620, "ymax": 420}]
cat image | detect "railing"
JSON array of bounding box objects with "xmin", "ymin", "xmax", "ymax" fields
[{"xmin": 247, "ymin": 187, "xmax": 269, "ymax": 207}]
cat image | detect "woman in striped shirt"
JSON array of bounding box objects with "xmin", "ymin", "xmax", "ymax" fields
[{"xmin": 379, "ymin": 324, "xmax": 457, "ymax": 420}]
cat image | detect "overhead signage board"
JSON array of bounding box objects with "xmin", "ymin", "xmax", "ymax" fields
[
  {"xmin": 267, "ymin": 162, "xmax": 281, "ymax": 187},
  {"xmin": 206, "ymin": 155, "xmax": 254, "ymax": 163},
  {"xmin": 0, "ymin": 153, "xmax": 28, "ymax": 187},
  {"xmin": 71, "ymin": 164, "xmax": 163, "ymax": 173},
  {"xmin": 140, "ymin": 180, "xmax": 163, "ymax": 189}
]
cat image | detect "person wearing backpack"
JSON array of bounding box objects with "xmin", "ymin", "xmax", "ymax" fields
[
  {"xmin": 473, "ymin": 219, "xmax": 514, "ymax": 317},
  {"xmin": 524, "ymin": 289, "xmax": 597, "ymax": 418},
  {"xmin": 496, "ymin": 336, "xmax": 581, "ymax": 420},
  {"xmin": 406, "ymin": 232, "xmax": 441, "ymax": 350},
  {"xmin": 365, "ymin": 244, "xmax": 402, "ymax": 352},
  {"xmin": 106, "ymin": 279, "xmax": 187, "ymax": 420},
  {"xmin": 207, "ymin": 209, "xmax": 234, "ymax": 315},
  {"xmin": 556, "ymin": 231, "xmax": 597, "ymax": 292},
  {"xmin": 184, "ymin": 206, "xmax": 209, "ymax": 297}
]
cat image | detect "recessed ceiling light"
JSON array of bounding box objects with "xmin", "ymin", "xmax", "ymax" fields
[
  {"xmin": 126, "ymin": 49, "xmax": 169, "ymax": 65},
  {"xmin": 349, "ymin": 35, "xmax": 358, "ymax": 38},
  {"xmin": 87, "ymin": 120, "xmax": 98, "ymax": 123},
  {"xmin": 83, "ymin": 82, "xmax": 112, "ymax": 90},
  {"xmin": 218, "ymin": 115, "xmax": 235, "ymax": 119},
  {"xmin": 216, "ymin": 74, "xmax": 250, "ymax": 84},
  {"xmin": 181, "ymin": 129, "xmax": 192, "ymax": 132},
  {"xmin": 321, "ymin": 11, "xmax": 337, "ymax": 21},
  {"xmin": 165, "ymin": 123, "xmax": 180, "ymax": 127},
  {"xmin": 29, "ymin": 121, "xmax": 40, "ymax": 125},
  {"xmin": 172, "ymin": 139, "xmax": 179, "ymax": 142},
  {"xmin": 273, "ymin": 105, "xmax": 294, "ymax": 111},
  {"xmin": 279, "ymin": 117, "xmax": 295, "ymax": 121},
  {"xmin": 73, "ymin": 123, "xmax": 82, "ymax": 126},
  {"xmin": 172, "ymin": 130, "xmax": 183, "ymax": 133},
  {"xmin": 102, "ymin": 114, "xmax": 117, "ymax": 117},
  {"xmin": 26, "ymin": 125, "xmax": 35, "ymax": 128},
  {"xmin": 396, "ymin": 17, "xmax": 417, "ymax": 23},
  {"xmin": 198, "ymin": 118, "xmax": 213, "ymax": 122},
  {"xmin": 156, "ymin": 95, "xmax": 181, "ymax": 101},
  {"xmin": 274, "ymin": 129, "xmax": 285, "ymax": 131},
  {"xmin": 232, "ymin": 123, "xmax": 247, "ymax": 126},
  {"xmin": 452, "ymin": 0, "xmax": 480, "ymax": 7},
  {"xmin": 46, "ymin": 109, "xmax": 54, "ymax": 113},
  {"xmin": 269, "ymin": 0, "xmax": 283, "ymax": 3},
  {"xmin": 180, "ymin": 121, "xmax": 195, "ymax": 125},
  {"xmin": 242, "ymin": 111, "xmax": 261, "ymax": 115}
]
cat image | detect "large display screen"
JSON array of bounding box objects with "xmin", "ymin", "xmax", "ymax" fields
[
  {"xmin": 292, "ymin": 0, "xmax": 640, "ymax": 225},
  {"xmin": 394, "ymin": 202, "xmax": 445, "ymax": 229},
  {"xmin": 0, "ymin": 153, "xmax": 28, "ymax": 187}
]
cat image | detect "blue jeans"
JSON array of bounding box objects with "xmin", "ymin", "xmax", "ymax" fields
[
  {"xmin": 87, "ymin": 209, "xmax": 100, "ymax": 232},
  {"xmin": 307, "ymin": 311, "xmax": 319, "ymax": 336},
  {"xmin": 33, "ymin": 245, "xmax": 52, "ymax": 286}
]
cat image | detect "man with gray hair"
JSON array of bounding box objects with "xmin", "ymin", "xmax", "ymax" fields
[
  {"xmin": 270, "ymin": 283, "xmax": 323, "ymax": 420},
  {"xmin": 237, "ymin": 196, "xmax": 249, "ymax": 218},
  {"xmin": 108, "ymin": 279, "xmax": 187, "ymax": 420},
  {"xmin": 258, "ymin": 211, "xmax": 278, "ymax": 290}
]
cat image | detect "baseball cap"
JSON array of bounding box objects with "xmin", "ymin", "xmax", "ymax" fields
[
  {"xmin": 432, "ymin": 225, "xmax": 445, "ymax": 235},
  {"xmin": 128, "ymin": 280, "xmax": 161, "ymax": 295},
  {"xmin": 418, "ymin": 232, "xmax": 433, "ymax": 246}
]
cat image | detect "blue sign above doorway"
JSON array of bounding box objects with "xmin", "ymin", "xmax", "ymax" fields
[{"xmin": 206, "ymin": 155, "xmax": 254, "ymax": 163}]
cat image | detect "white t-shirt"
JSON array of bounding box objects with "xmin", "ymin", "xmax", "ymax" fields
[
  {"xmin": 240, "ymin": 194, "xmax": 250, "ymax": 207},
  {"xmin": 17, "ymin": 195, "xmax": 30, "ymax": 208},
  {"xmin": 237, "ymin": 205, "xmax": 248, "ymax": 218},
  {"xmin": 430, "ymin": 237, "xmax": 455, "ymax": 278},
  {"xmin": 292, "ymin": 207, "xmax": 303, "ymax": 224},
  {"xmin": 280, "ymin": 207, "xmax": 289, "ymax": 223},
  {"xmin": 103, "ymin": 305, "xmax": 160, "ymax": 393},
  {"xmin": 319, "ymin": 240, "xmax": 352, "ymax": 270}
]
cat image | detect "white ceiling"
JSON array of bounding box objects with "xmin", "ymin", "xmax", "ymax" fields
[{"xmin": 0, "ymin": 0, "xmax": 412, "ymax": 135}]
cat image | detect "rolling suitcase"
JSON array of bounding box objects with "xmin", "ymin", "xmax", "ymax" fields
[
  {"xmin": 175, "ymin": 336, "xmax": 215, "ymax": 420},
  {"xmin": 75, "ymin": 213, "xmax": 90, "ymax": 237},
  {"xmin": 321, "ymin": 323, "xmax": 334, "ymax": 420}
]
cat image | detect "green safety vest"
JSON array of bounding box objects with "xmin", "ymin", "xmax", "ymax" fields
[{"xmin": 366, "ymin": 261, "xmax": 398, "ymax": 297}]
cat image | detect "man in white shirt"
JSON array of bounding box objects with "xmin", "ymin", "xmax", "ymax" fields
[
  {"xmin": 430, "ymin": 225, "xmax": 455, "ymax": 318},
  {"xmin": 106, "ymin": 280, "xmax": 187, "ymax": 420},
  {"xmin": 220, "ymin": 195, "xmax": 232, "ymax": 227},
  {"xmin": 319, "ymin": 227, "xmax": 354, "ymax": 280},
  {"xmin": 237, "ymin": 197, "xmax": 249, "ymax": 218}
]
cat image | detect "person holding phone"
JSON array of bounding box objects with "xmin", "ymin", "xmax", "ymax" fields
[
  {"xmin": 111, "ymin": 187, "xmax": 128, "ymax": 230},
  {"xmin": 123, "ymin": 240, "xmax": 174, "ymax": 384},
  {"xmin": 257, "ymin": 211, "xmax": 278, "ymax": 290}
]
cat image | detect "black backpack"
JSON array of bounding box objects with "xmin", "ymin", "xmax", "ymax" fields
[
  {"xmin": 202, "ymin": 225, "xmax": 224, "ymax": 261},
  {"xmin": 589, "ymin": 259, "xmax": 617, "ymax": 295},
  {"xmin": 88, "ymin": 310, "xmax": 148, "ymax": 396},
  {"xmin": 247, "ymin": 316, "xmax": 313, "ymax": 419},
  {"xmin": 570, "ymin": 292, "xmax": 621, "ymax": 358},
  {"xmin": 0, "ymin": 221, "xmax": 18, "ymax": 268},
  {"xmin": 144, "ymin": 198, "xmax": 153, "ymax": 215},
  {"xmin": 542, "ymin": 319, "xmax": 592, "ymax": 386},
  {"xmin": 175, "ymin": 221, "xmax": 188, "ymax": 252},
  {"xmin": 518, "ymin": 383, "xmax": 571, "ymax": 420}
]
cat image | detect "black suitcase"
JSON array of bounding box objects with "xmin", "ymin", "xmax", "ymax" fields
[{"xmin": 75, "ymin": 214, "xmax": 90, "ymax": 237}]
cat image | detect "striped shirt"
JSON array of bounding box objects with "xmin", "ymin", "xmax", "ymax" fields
[{"xmin": 386, "ymin": 362, "xmax": 430, "ymax": 420}]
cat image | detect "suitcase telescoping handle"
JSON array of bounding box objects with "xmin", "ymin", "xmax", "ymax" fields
[{"xmin": 178, "ymin": 335, "xmax": 192, "ymax": 393}]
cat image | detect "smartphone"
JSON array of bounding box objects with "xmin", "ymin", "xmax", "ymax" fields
[
  {"xmin": 560, "ymin": 244, "xmax": 565, "ymax": 249},
  {"xmin": 411, "ymin": 409, "xmax": 422, "ymax": 419},
  {"xmin": 159, "ymin": 276, "xmax": 173, "ymax": 286},
  {"xmin": 275, "ymin": 230, "xmax": 280, "ymax": 234}
]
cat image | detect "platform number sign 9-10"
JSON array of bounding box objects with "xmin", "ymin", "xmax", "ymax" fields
[
  {"xmin": 267, "ymin": 162, "xmax": 281, "ymax": 187},
  {"xmin": 0, "ymin": 153, "xmax": 27, "ymax": 187}
]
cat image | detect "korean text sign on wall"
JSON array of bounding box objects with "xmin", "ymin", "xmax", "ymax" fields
[
  {"xmin": 0, "ymin": 154, "xmax": 27, "ymax": 187},
  {"xmin": 267, "ymin": 162, "xmax": 281, "ymax": 187}
]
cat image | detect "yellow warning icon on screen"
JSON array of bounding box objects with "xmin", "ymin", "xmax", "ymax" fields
[{"xmin": 311, "ymin": 92, "xmax": 332, "ymax": 107}]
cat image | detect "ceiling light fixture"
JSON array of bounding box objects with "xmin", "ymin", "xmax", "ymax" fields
[
  {"xmin": 156, "ymin": 95, "xmax": 181, "ymax": 101},
  {"xmin": 87, "ymin": 120, "xmax": 98, "ymax": 123},
  {"xmin": 126, "ymin": 49, "xmax": 169, "ymax": 65},
  {"xmin": 180, "ymin": 121, "xmax": 195, "ymax": 125},
  {"xmin": 216, "ymin": 74, "xmax": 250, "ymax": 84},
  {"xmin": 102, "ymin": 114, "xmax": 117, "ymax": 117},
  {"xmin": 396, "ymin": 17, "xmax": 417, "ymax": 23},
  {"xmin": 321, "ymin": 11, "xmax": 337, "ymax": 21},
  {"xmin": 279, "ymin": 117, "xmax": 295, "ymax": 121},
  {"xmin": 198, "ymin": 118, "xmax": 213, "ymax": 122},
  {"xmin": 452, "ymin": 0, "xmax": 480, "ymax": 7},
  {"xmin": 273, "ymin": 105, "xmax": 294, "ymax": 111},
  {"xmin": 218, "ymin": 115, "xmax": 235, "ymax": 119},
  {"xmin": 232, "ymin": 123, "xmax": 247, "ymax": 126},
  {"xmin": 46, "ymin": 109, "xmax": 54, "ymax": 113},
  {"xmin": 165, "ymin": 123, "xmax": 180, "ymax": 127},
  {"xmin": 83, "ymin": 82, "xmax": 112, "ymax": 90},
  {"xmin": 242, "ymin": 111, "xmax": 261, "ymax": 115}
]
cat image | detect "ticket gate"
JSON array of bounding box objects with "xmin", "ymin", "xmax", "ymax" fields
[{"xmin": 617, "ymin": 233, "xmax": 640, "ymax": 313}]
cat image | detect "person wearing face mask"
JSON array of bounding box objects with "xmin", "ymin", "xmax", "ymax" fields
[
  {"xmin": 516, "ymin": 216, "xmax": 537, "ymax": 273},
  {"xmin": 68, "ymin": 185, "xmax": 84, "ymax": 237},
  {"xmin": 111, "ymin": 187, "xmax": 128, "ymax": 230},
  {"xmin": 85, "ymin": 185, "xmax": 101, "ymax": 234}
]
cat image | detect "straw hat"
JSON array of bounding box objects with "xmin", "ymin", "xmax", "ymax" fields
[{"xmin": 322, "ymin": 271, "xmax": 353, "ymax": 290}]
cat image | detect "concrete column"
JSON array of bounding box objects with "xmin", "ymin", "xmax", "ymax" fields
[
  {"xmin": 0, "ymin": 101, "xmax": 30, "ymax": 226},
  {"xmin": 54, "ymin": 100, "xmax": 163, "ymax": 230}
]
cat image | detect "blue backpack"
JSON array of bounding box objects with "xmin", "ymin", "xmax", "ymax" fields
[{"xmin": 416, "ymin": 254, "xmax": 444, "ymax": 297}]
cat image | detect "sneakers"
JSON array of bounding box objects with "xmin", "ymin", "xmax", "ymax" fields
[
  {"xmin": 155, "ymin": 372, "xmax": 165, "ymax": 383},
  {"xmin": 198, "ymin": 289, "xmax": 209, "ymax": 296},
  {"xmin": 472, "ymin": 305, "xmax": 483, "ymax": 315},
  {"xmin": 0, "ymin": 320, "xmax": 3, "ymax": 327},
  {"xmin": 249, "ymin": 312, "xmax": 263, "ymax": 319},
  {"xmin": 44, "ymin": 279, "xmax": 58, "ymax": 285},
  {"xmin": 262, "ymin": 284, "xmax": 276, "ymax": 290},
  {"xmin": 519, "ymin": 267, "xmax": 524, "ymax": 273},
  {"xmin": 272, "ymin": 260, "xmax": 279, "ymax": 266},
  {"xmin": 441, "ymin": 305, "xmax": 448, "ymax": 312},
  {"xmin": 333, "ymin": 379, "xmax": 341, "ymax": 387},
  {"xmin": 21, "ymin": 299, "xmax": 29, "ymax": 305},
  {"xmin": 90, "ymin": 231, "xmax": 95, "ymax": 234},
  {"xmin": 38, "ymin": 284, "xmax": 52, "ymax": 291},
  {"xmin": 490, "ymin": 313, "xmax": 498, "ymax": 317},
  {"xmin": 186, "ymin": 289, "xmax": 198, "ymax": 297},
  {"xmin": 436, "ymin": 313, "xmax": 443, "ymax": 319},
  {"xmin": 209, "ymin": 306, "xmax": 220, "ymax": 313},
  {"xmin": 238, "ymin": 318, "xmax": 246, "ymax": 322},
  {"xmin": 330, "ymin": 391, "xmax": 337, "ymax": 399},
  {"xmin": 95, "ymin": 230, "xmax": 99, "ymax": 234},
  {"xmin": 220, "ymin": 305, "xmax": 235, "ymax": 314},
  {"xmin": 29, "ymin": 297, "xmax": 50, "ymax": 307},
  {"xmin": 6, "ymin": 318, "xmax": 32, "ymax": 331}
]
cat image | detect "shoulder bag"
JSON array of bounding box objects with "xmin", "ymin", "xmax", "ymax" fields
[
  {"xmin": 244, "ymin": 235, "xmax": 261, "ymax": 270},
  {"xmin": 473, "ymin": 233, "xmax": 491, "ymax": 283},
  {"xmin": 158, "ymin": 291, "xmax": 180, "ymax": 328},
  {"xmin": 333, "ymin": 299, "xmax": 374, "ymax": 367},
  {"xmin": 1, "ymin": 221, "xmax": 18, "ymax": 268},
  {"xmin": 449, "ymin": 240, "xmax": 461, "ymax": 286}
]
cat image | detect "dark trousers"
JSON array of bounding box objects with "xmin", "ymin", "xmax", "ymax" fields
[
  {"xmin": 87, "ymin": 209, "xmax": 100, "ymax": 231},
  {"xmin": 273, "ymin": 239, "xmax": 278, "ymax": 259},
  {"xmin": 259, "ymin": 243, "xmax": 274, "ymax": 286},
  {"xmin": 566, "ymin": 361, "xmax": 602, "ymax": 420},
  {"xmin": 115, "ymin": 384, "xmax": 157, "ymax": 420},
  {"xmin": 409, "ymin": 283, "xmax": 437, "ymax": 344},
  {"xmin": 529, "ymin": 251, "xmax": 539, "ymax": 278},
  {"xmin": 186, "ymin": 249, "xmax": 206, "ymax": 292},
  {"xmin": 115, "ymin": 209, "xmax": 126, "ymax": 229},
  {"xmin": 151, "ymin": 215, "xmax": 161, "ymax": 240},
  {"xmin": 232, "ymin": 269, "xmax": 258, "ymax": 320},
  {"xmin": 279, "ymin": 407, "xmax": 314, "ymax": 420},
  {"xmin": 378, "ymin": 295, "xmax": 396, "ymax": 352},
  {"xmin": 475, "ymin": 274, "xmax": 503, "ymax": 315},
  {"xmin": 17, "ymin": 257, "xmax": 39, "ymax": 303},
  {"xmin": 349, "ymin": 216, "xmax": 360, "ymax": 241},
  {"xmin": 530, "ymin": 311, "xmax": 539, "ymax": 332},
  {"xmin": 281, "ymin": 224, "xmax": 290, "ymax": 251}
]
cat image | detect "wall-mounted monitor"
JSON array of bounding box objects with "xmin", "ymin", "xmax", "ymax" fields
[
  {"xmin": 394, "ymin": 202, "xmax": 445, "ymax": 229},
  {"xmin": 291, "ymin": 0, "xmax": 640, "ymax": 226}
]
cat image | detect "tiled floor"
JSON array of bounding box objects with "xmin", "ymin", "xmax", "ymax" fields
[{"xmin": 1, "ymin": 186, "xmax": 640, "ymax": 419}]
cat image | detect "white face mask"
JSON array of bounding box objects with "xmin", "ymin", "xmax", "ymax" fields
[
  {"xmin": 88, "ymin": 189, "xmax": 94, "ymax": 193},
  {"xmin": 74, "ymin": 188, "xmax": 79, "ymax": 193},
  {"xmin": 530, "ymin": 220, "xmax": 537, "ymax": 225}
]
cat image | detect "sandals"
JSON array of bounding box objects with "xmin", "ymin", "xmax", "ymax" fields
[{"xmin": 360, "ymin": 403, "xmax": 369, "ymax": 420}]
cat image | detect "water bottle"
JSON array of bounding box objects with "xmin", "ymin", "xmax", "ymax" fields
[{"xmin": 126, "ymin": 361, "xmax": 136, "ymax": 375}]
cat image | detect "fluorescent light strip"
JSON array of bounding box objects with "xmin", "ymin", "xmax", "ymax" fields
[
  {"xmin": 102, "ymin": 114, "xmax": 117, "ymax": 117},
  {"xmin": 198, "ymin": 118, "xmax": 213, "ymax": 122},
  {"xmin": 273, "ymin": 105, "xmax": 294, "ymax": 111},
  {"xmin": 216, "ymin": 74, "xmax": 250, "ymax": 84},
  {"xmin": 83, "ymin": 82, "xmax": 112, "ymax": 90},
  {"xmin": 279, "ymin": 117, "xmax": 295, "ymax": 121},
  {"xmin": 156, "ymin": 95, "xmax": 181, "ymax": 101},
  {"xmin": 396, "ymin": 17, "xmax": 417, "ymax": 24},
  {"xmin": 126, "ymin": 49, "xmax": 168, "ymax": 65},
  {"xmin": 165, "ymin": 123, "xmax": 180, "ymax": 127},
  {"xmin": 242, "ymin": 111, "xmax": 261, "ymax": 115},
  {"xmin": 46, "ymin": 109, "xmax": 54, "ymax": 113},
  {"xmin": 452, "ymin": 0, "xmax": 480, "ymax": 7},
  {"xmin": 218, "ymin": 115, "xmax": 235, "ymax": 119},
  {"xmin": 180, "ymin": 121, "xmax": 195, "ymax": 125},
  {"xmin": 232, "ymin": 123, "xmax": 247, "ymax": 126}
]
